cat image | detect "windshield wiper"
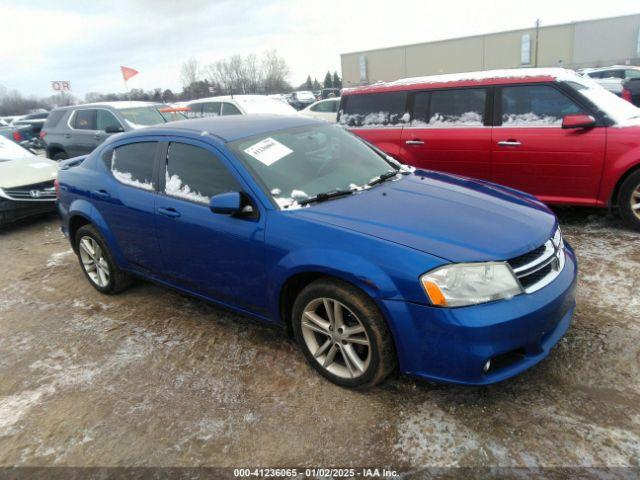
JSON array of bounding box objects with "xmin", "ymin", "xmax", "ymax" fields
[
  {"xmin": 298, "ymin": 188, "xmax": 355, "ymax": 206},
  {"xmin": 367, "ymin": 169, "xmax": 401, "ymax": 187}
]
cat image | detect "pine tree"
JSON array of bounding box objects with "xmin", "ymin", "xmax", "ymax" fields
[
  {"xmin": 332, "ymin": 71, "xmax": 342, "ymax": 89},
  {"xmin": 312, "ymin": 78, "xmax": 321, "ymax": 90},
  {"xmin": 305, "ymin": 75, "xmax": 313, "ymax": 90},
  {"xmin": 323, "ymin": 71, "xmax": 333, "ymax": 89}
]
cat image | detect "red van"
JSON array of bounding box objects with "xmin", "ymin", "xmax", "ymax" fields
[{"xmin": 339, "ymin": 68, "xmax": 640, "ymax": 231}]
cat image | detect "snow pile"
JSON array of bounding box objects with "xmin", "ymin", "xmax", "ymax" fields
[
  {"xmin": 165, "ymin": 172, "xmax": 210, "ymax": 203},
  {"xmin": 339, "ymin": 111, "xmax": 407, "ymax": 128},
  {"xmin": 112, "ymin": 169, "xmax": 154, "ymax": 191},
  {"xmin": 427, "ymin": 111, "xmax": 483, "ymax": 127},
  {"xmin": 502, "ymin": 113, "xmax": 561, "ymax": 126}
]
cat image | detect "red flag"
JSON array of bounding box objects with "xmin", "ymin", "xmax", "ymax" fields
[{"xmin": 120, "ymin": 66, "xmax": 139, "ymax": 82}]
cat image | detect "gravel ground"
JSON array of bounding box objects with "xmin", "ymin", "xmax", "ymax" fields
[{"xmin": 0, "ymin": 208, "xmax": 638, "ymax": 477}]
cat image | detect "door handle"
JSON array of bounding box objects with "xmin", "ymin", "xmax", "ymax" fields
[
  {"xmin": 497, "ymin": 140, "xmax": 522, "ymax": 147},
  {"xmin": 64, "ymin": 134, "xmax": 71, "ymax": 139},
  {"xmin": 91, "ymin": 189, "xmax": 110, "ymax": 200},
  {"xmin": 158, "ymin": 207, "xmax": 181, "ymax": 218},
  {"xmin": 94, "ymin": 134, "xmax": 102, "ymax": 140},
  {"xmin": 405, "ymin": 139, "xmax": 425, "ymax": 145}
]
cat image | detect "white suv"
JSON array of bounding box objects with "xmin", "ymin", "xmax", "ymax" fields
[
  {"xmin": 185, "ymin": 95, "xmax": 296, "ymax": 118},
  {"xmin": 578, "ymin": 66, "xmax": 640, "ymax": 96}
]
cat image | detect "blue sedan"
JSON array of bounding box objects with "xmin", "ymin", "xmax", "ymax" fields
[{"xmin": 56, "ymin": 115, "xmax": 577, "ymax": 388}]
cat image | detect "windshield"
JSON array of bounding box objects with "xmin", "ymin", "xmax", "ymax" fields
[
  {"xmin": 568, "ymin": 75, "xmax": 640, "ymax": 125},
  {"xmin": 296, "ymin": 91, "xmax": 315, "ymax": 101},
  {"xmin": 236, "ymin": 96, "xmax": 296, "ymax": 114},
  {"xmin": 117, "ymin": 106, "xmax": 167, "ymax": 127},
  {"xmin": 229, "ymin": 124, "xmax": 398, "ymax": 209}
]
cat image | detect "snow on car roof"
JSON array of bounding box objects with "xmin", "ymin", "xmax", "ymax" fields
[
  {"xmin": 58, "ymin": 101, "xmax": 161, "ymax": 110},
  {"xmin": 343, "ymin": 68, "xmax": 578, "ymax": 94}
]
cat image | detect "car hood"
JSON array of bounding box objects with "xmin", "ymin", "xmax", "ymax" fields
[
  {"xmin": 0, "ymin": 157, "xmax": 58, "ymax": 189},
  {"xmin": 292, "ymin": 171, "xmax": 557, "ymax": 262}
]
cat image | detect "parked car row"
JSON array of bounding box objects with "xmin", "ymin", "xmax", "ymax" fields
[{"xmin": 338, "ymin": 67, "xmax": 640, "ymax": 231}]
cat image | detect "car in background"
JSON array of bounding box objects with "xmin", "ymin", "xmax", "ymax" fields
[
  {"xmin": 288, "ymin": 91, "xmax": 316, "ymax": 110},
  {"xmin": 57, "ymin": 115, "xmax": 576, "ymax": 388},
  {"xmin": 321, "ymin": 88, "xmax": 341, "ymax": 99},
  {"xmin": 622, "ymin": 78, "xmax": 640, "ymax": 107},
  {"xmin": 185, "ymin": 95, "xmax": 296, "ymax": 118},
  {"xmin": 339, "ymin": 67, "xmax": 640, "ymax": 231},
  {"xmin": 12, "ymin": 111, "xmax": 48, "ymax": 135},
  {"xmin": 300, "ymin": 98, "xmax": 340, "ymax": 122},
  {"xmin": 0, "ymin": 136, "xmax": 58, "ymax": 228},
  {"xmin": 0, "ymin": 118, "xmax": 39, "ymax": 150},
  {"xmin": 41, "ymin": 101, "xmax": 185, "ymax": 160},
  {"xmin": 578, "ymin": 66, "xmax": 640, "ymax": 96}
]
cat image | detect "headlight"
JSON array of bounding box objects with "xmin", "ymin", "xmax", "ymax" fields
[
  {"xmin": 420, "ymin": 262, "xmax": 523, "ymax": 307},
  {"xmin": 552, "ymin": 226, "xmax": 563, "ymax": 250}
]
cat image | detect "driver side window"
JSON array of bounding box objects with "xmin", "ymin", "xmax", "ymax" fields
[
  {"xmin": 97, "ymin": 110, "xmax": 122, "ymax": 132},
  {"xmin": 500, "ymin": 85, "xmax": 584, "ymax": 127}
]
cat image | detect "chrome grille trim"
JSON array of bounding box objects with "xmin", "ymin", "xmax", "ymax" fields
[
  {"xmin": 0, "ymin": 181, "xmax": 56, "ymax": 202},
  {"xmin": 508, "ymin": 234, "xmax": 566, "ymax": 294}
]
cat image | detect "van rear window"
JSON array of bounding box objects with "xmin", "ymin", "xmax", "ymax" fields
[{"xmin": 340, "ymin": 92, "xmax": 407, "ymax": 127}]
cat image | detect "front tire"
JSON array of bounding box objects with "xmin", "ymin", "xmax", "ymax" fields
[
  {"xmin": 292, "ymin": 279, "xmax": 396, "ymax": 389},
  {"xmin": 618, "ymin": 170, "xmax": 640, "ymax": 232},
  {"xmin": 75, "ymin": 225, "xmax": 132, "ymax": 294},
  {"xmin": 53, "ymin": 151, "xmax": 68, "ymax": 161}
]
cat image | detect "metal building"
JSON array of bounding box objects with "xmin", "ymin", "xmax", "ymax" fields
[{"xmin": 341, "ymin": 13, "xmax": 640, "ymax": 86}]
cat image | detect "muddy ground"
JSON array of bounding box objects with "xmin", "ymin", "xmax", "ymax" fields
[{"xmin": 0, "ymin": 208, "xmax": 639, "ymax": 477}]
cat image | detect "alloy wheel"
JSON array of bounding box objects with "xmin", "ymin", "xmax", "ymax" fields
[
  {"xmin": 301, "ymin": 297, "xmax": 371, "ymax": 379},
  {"xmin": 78, "ymin": 236, "xmax": 110, "ymax": 288},
  {"xmin": 631, "ymin": 185, "xmax": 640, "ymax": 221}
]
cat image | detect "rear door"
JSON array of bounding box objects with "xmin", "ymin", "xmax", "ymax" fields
[
  {"xmin": 399, "ymin": 87, "xmax": 492, "ymax": 180},
  {"xmin": 68, "ymin": 109, "xmax": 102, "ymax": 156},
  {"xmin": 491, "ymin": 83, "xmax": 606, "ymax": 205},
  {"xmin": 340, "ymin": 91, "xmax": 407, "ymax": 156}
]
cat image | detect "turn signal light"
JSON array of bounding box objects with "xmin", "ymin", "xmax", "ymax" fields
[{"xmin": 422, "ymin": 280, "xmax": 447, "ymax": 306}]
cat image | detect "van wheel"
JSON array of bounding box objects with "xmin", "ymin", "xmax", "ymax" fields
[
  {"xmin": 292, "ymin": 279, "xmax": 396, "ymax": 389},
  {"xmin": 618, "ymin": 170, "xmax": 640, "ymax": 232},
  {"xmin": 75, "ymin": 225, "xmax": 132, "ymax": 294},
  {"xmin": 53, "ymin": 152, "xmax": 68, "ymax": 161}
]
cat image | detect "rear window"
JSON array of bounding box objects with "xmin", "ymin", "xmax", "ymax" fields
[
  {"xmin": 43, "ymin": 110, "xmax": 66, "ymax": 129},
  {"xmin": 339, "ymin": 91, "xmax": 407, "ymax": 127}
]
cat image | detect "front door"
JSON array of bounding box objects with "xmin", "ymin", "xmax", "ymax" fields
[
  {"xmin": 399, "ymin": 88, "xmax": 492, "ymax": 180},
  {"xmin": 154, "ymin": 140, "xmax": 266, "ymax": 313},
  {"xmin": 491, "ymin": 84, "xmax": 606, "ymax": 205}
]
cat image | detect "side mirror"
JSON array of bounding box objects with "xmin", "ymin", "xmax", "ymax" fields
[
  {"xmin": 562, "ymin": 114, "xmax": 596, "ymax": 130},
  {"xmin": 105, "ymin": 125, "xmax": 124, "ymax": 134},
  {"xmin": 209, "ymin": 191, "xmax": 242, "ymax": 215}
]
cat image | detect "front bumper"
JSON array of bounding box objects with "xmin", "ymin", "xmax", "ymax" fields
[
  {"xmin": 0, "ymin": 198, "xmax": 57, "ymax": 228},
  {"xmin": 382, "ymin": 244, "xmax": 577, "ymax": 385}
]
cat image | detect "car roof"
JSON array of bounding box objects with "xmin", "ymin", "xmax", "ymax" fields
[
  {"xmin": 187, "ymin": 95, "xmax": 265, "ymax": 104},
  {"xmin": 54, "ymin": 101, "xmax": 161, "ymax": 111},
  {"xmin": 342, "ymin": 67, "xmax": 580, "ymax": 95},
  {"xmin": 580, "ymin": 65, "xmax": 639, "ymax": 72},
  {"xmin": 119, "ymin": 114, "xmax": 323, "ymax": 143}
]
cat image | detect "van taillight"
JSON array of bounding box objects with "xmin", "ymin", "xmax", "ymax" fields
[
  {"xmin": 622, "ymin": 88, "xmax": 633, "ymax": 103},
  {"xmin": 12, "ymin": 131, "xmax": 22, "ymax": 142},
  {"xmin": 39, "ymin": 130, "xmax": 47, "ymax": 139}
]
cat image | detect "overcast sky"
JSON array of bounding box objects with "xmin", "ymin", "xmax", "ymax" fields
[{"xmin": 1, "ymin": 0, "xmax": 639, "ymax": 98}]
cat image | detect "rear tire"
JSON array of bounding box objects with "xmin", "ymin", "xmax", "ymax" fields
[
  {"xmin": 618, "ymin": 170, "xmax": 640, "ymax": 232},
  {"xmin": 53, "ymin": 151, "xmax": 68, "ymax": 161},
  {"xmin": 75, "ymin": 224, "xmax": 132, "ymax": 294},
  {"xmin": 292, "ymin": 278, "xmax": 396, "ymax": 389}
]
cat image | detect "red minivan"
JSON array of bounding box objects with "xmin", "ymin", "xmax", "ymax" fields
[{"xmin": 339, "ymin": 68, "xmax": 640, "ymax": 231}]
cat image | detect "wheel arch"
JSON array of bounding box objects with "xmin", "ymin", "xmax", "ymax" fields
[{"xmin": 610, "ymin": 161, "xmax": 640, "ymax": 207}]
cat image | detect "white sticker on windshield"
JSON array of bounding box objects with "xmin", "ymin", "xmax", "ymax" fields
[
  {"xmin": 29, "ymin": 162, "xmax": 53, "ymax": 169},
  {"xmin": 244, "ymin": 137, "xmax": 292, "ymax": 166}
]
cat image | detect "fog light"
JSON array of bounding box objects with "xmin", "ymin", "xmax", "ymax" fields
[{"xmin": 483, "ymin": 360, "xmax": 491, "ymax": 373}]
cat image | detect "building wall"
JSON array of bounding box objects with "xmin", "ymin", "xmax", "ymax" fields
[{"xmin": 341, "ymin": 13, "xmax": 640, "ymax": 86}]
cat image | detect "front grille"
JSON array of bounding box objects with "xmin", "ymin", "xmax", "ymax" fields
[
  {"xmin": 2, "ymin": 180, "xmax": 56, "ymax": 201},
  {"xmin": 508, "ymin": 235, "xmax": 565, "ymax": 293}
]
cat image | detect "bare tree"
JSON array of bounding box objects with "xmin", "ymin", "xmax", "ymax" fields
[
  {"xmin": 180, "ymin": 57, "xmax": 201, "ymax": 88},
  {"xmin": 244, "ymin": 53, "xmax": 263, "ymax": 93},
  {"xmin": 262, "ymin": 49, "xmax": 290, "ymax": 94}
]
